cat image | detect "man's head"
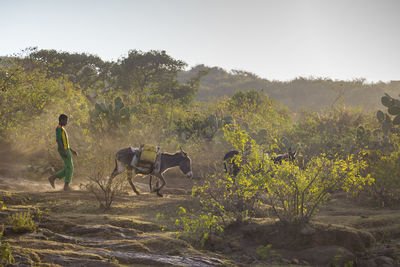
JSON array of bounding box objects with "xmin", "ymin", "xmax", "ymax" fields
[{"xmin": 59, "ymin": 114, "xmax": 68, "ymax": 126}]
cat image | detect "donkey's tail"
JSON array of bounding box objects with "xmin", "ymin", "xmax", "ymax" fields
[{"xmin": 113, "ymin": 158, "xmax": 118, "ymax": 173}]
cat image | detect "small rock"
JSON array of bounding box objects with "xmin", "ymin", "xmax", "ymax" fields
[
  {"xmin": 374, "ymin": 256, "xmax": 394, "ymax": 266},
  {"xmin": 291, "ymin": 258, "xmax": 300, "ymax": 264},
  {"xmin": 229, "ymin": 241, "xmax": 241, "ymax": 251},
  {"xmin": 358, "ymin": 259, "xmax": 378, "ymax": 267},
  {"xmin": 300, "ymin": 260, "xmax": 310, "ymax": 265},
  {"xmin": 300, "ymin": 224, "xmax": 316, "ymax": 235},
  {"xmin": 204, "ymin": 234, "xmax": 224, "ymax": 251},
  {"xmin": 379, "ymin": 248, "xmax": 395, "ymax": 257},
  {"xmin": 240, "ymin": 255, "xmax": 253, "ymax": 263},
  {"xmin": 223, "ymin": 247, "xmax": 232, "ymax": 254}
]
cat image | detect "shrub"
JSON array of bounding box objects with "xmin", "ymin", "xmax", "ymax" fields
[
  {"xmin": 0, "ymin": 227, "xmax": 14, "ymax": 266},
  {"xmin": 256, "ymin": 244, "xmax": 281, "ymax": 260},
  {"xmin": 290, "ymin": 107, "xmax": 367, "ymax": 159},
  {"xmin": 265, "ymin": 153, "xmax": 374, "ymax": 223},
  {"xmin": 8, "ymin": 210, "xmax": 37, "ymax": 234},
  {"xmin": 367, "ymin": 136, "xmax": 400, "ymax": 206},
  {"xmin": 178, "ymin": 123, "xmax": 374, "ymax": 246},
  {"xmin": 191, "ymin": 125, "xmax": 275, "ymax": 224},
  {"xmin": 175, "ymin": 207, "xmax": 223, "ymax": 247},
  {"xmin": 84, "ymin": 155, "xmax": 128, "ymax": 210}
]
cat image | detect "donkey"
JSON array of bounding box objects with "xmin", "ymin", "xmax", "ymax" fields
[
  {"xmin": 109, "ymin": 147, "xmax": 193, "ymax": 197},
  {"xmin": 223, "ymin": 149, "xmax": 297, "ymax": 176}
]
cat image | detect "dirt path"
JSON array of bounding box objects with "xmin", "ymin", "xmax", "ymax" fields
[
  {"xmin": 0, "ymin": 181, "xmax": 226, "ymax": 267},
  {"xmin": 1, "ymin": 168, "xmax": 399, "ymax": 266}
]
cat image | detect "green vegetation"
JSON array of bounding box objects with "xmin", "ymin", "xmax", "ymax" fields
[
  {"xmin": 181, "ymin": 64, "xmax": 400, "ymax": 111},
  {"xmin": 1, "ymin": 47, "xmax": 400, "ymax": 265},
  {"xmin": 256, "ymin": 244, "xmax": 281, "ymax": 260},
  {"xmin": 0, "ymin": 229, "xmax": 14, "ymax": 266},
  {"xmin": 8, "ymin": 210, "xmax": 38, "ymax": 234}
]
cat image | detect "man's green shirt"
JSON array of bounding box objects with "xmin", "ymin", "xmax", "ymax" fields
[{"xmin": 56, "ymin": 125, "xmax": 69, "ymax": 150}]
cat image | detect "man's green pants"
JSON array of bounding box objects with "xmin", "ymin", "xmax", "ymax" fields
[{"xmin": 55, "ymin": 149, "xmax": 74, "ymax": 183}]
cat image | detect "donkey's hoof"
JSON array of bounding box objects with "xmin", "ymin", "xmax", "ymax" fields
[
  {"xmin": 134, "ymin": 191, "xmax": 140, "ymax": 195},
  {"xmin": 156, "ymin": 191, "xmax": 163, "ymax": 197}
]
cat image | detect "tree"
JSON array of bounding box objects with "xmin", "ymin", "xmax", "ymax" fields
[
  {"xmin": 113, "ymin": 50, "xmax": 186, "ymax": 98},
  {"xmin": 28, "ymin": 49, "xmax": 111, "ymax": 102}
]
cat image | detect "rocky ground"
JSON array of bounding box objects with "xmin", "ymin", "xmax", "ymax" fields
[{"xmin": 0, "ymin": 161, "xmax": 399, "ymax": 266}]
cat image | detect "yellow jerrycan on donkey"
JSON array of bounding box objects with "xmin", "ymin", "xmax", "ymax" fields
[{"xmin": 134, "ymin": 144, "xmax": 160, "ymax": 174}]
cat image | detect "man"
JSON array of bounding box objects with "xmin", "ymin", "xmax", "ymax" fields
[{"xmin": 48, "ymin": 114, "xmax": 78, "ymax": 191}]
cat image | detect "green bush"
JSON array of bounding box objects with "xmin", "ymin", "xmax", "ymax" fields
[
  {"xmin": 8, "ymin": 210, "xmax": 38, "ymax": 234},
  {"xmin": 178, "ymin": 123, "xmax": 374, "ymax": 243},
  {"xmin": 290, "ymin": 107, "xmax": 367, "ymax": 159},
  {"xmin": 265, "ymin": 153, "xmax": 373, "ymax": 223},
  {"xmin": 175, "ymin": 207, "xmax": 223, "ymax": 247},
  {"xmin": 0, "ymin": 227, "xmax": 14, "ymax": 266},
  {"xmin": 256, "ymin": 244, "xmax": 281, "ymax": 260},
  {"xmin": 367, "ymin": 136, "xmax": 400, "ymax": 206}
]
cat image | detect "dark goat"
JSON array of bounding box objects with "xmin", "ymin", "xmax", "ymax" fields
[
  {"xmin": 272, "ymin": 150, "xmax": 298, "ymax": 164},
  {"xmin": 223, "ymin": 150, "xmax": 297, "ymax": 176},
  {"xmin": 223, "ymin": 150, "xmax": 240, "ymax": 176}
]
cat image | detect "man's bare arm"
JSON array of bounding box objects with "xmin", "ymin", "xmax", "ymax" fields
[{"xmin": 70, "ymin": 148, "xmax": 78, "ymax": 156}]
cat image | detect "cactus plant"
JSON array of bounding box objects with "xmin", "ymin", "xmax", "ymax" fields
[
  {"xmin": 376, "ymin": 93, "xmax": 400, "ymax": 135},
  {"xmin": 90, "ymin": 96, "xmax": 131, "ymax": 130}
]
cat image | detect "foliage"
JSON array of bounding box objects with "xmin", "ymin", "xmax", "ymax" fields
[
  {"xmin": 290, "ymin": 107, "xmax": 368, "ymax": 159},
  {"xmin": 89, "ymin": 96, "xmax": 132, "ymax": 132},
  {"xmin": 175, "ymin": 206, "xmax": 223, "ymax": 247},
  {"xmin": 366, "ymin": 136, "xmax": 400, "ymax": 206},
  {"xmin": 0, "ymin": 227, "xmax": 14, "ymax": 266},
  {"xmin": 187, "ymin": 124, "xmax": 373, "ymax": 230},
  {"xmin": 227, "ymin": 90, "xmax": 291, "ymax": 139},
  {"xmin": 174, "ymin": 112, "xmax": 233, "ymax": 142},
  {"xmin": 28, "ymin": 48, "xmax": 109, "ymax": 94},
  {"xmin": 192, "ymin": 125, "xmax": 274, "ymax": 223},
  {"xmin": 265, "ymin": 153, "xmax": 373, "ymax": 223},
  {"xmin": 113, "ymin": 50, "xmax": 186, "ymax": 98},
  {"xmin": 0, "ymin": 203, "xmax": 14, "ymax": 266},
  {"xmin": 182, "ymin": 64, "xmax": 399, "ymax": 111},
  {"xmin": 377, "ymin": 93, "xmax": 400, "ymax": 136},
  {"xmin": 256, "ymin": 244, "xmax": 281, "ymax": 260},
  {"xmin": 0, "ymin": 202, "xmax": 6, "ymax": 212},
  {"xmin": 0, "ymin": 58, "xmax": 89, "ymax": 153},
  {"xmin": 8, "ymin": 210, "xmax": 38, "ymax": 233}
]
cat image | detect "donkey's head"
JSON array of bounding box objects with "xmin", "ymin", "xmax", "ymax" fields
[{"xmin": 178, "ymin": 147, "xmax": 193, "ymax": 178}]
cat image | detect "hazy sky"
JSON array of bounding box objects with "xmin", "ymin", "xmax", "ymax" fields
[{"xmin": 1, "ymin": 0, "xmax": 399, "ymax": 82}]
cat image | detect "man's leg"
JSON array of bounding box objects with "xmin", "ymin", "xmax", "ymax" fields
[
  {"xmin": 49, "ymin": 150, "xmax": 73, "ymax": 190},
  {"xmin": 48, "ymin": 150, "xmax": 67, "ymax": 188},
  {"xmin": 63, "ymin": 149, "xmax": 74, "ymax": 191}
]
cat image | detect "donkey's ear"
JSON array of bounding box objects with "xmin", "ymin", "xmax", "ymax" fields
[{"xmin": 180, "ymin": 146, "xmax": 187, "ymax": 156}]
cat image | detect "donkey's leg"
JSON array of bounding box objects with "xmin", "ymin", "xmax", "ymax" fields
[
  {"xmin": 108, "ymin": 159, "xmax": 124, "ymax": 189},
  {"xmin": 155, "ymin": 175, "xmax": 166, "ymax": 197},
  {"xmin": 149, "ymin": 176, "xmax": 161, "ymax": 193},
  {"xmin": 127, "ymin": 169, "xmax": 140, "ymax": 195},
  {"xmin": 149, "ymin": 175, "xmax": 152, "ymax": 192}
]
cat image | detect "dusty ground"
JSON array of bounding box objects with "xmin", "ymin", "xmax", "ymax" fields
[{"xmin": 0, "ymin": 161, "xmax": 399, "ymax": 266}]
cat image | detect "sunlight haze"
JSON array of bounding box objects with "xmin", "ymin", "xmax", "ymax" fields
[{"xmin": 1, "ymin": 0, "xmax": 399, "ymax": 82}]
